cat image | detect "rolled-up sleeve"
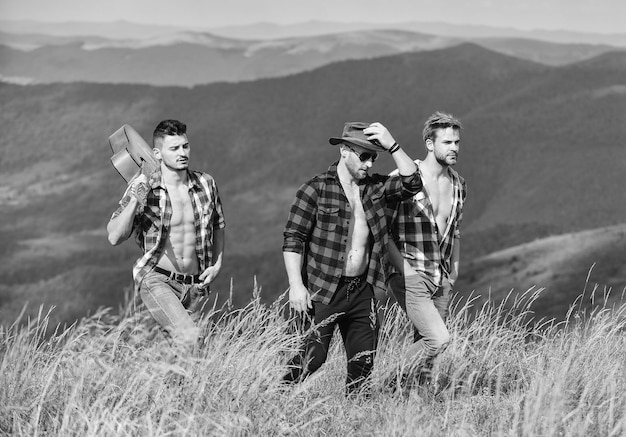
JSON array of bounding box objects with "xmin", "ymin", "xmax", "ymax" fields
[
  {"xmin": 211, "ymin": 180, "xmax": 226, "ymax": 230},
  {"xmin": 384, "ymin": 168, "xmax": 422, "ymax": 203},
  {"xmin": 282, "ymin": 183, "xmax": 318, "ymax": 254},
  {"xmin": 283, "ymin": 184, "xmax": 317, "ymax": 254}
]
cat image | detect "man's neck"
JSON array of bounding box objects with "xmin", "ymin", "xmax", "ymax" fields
[
  {"xmin": 421, "ymin": 155, "xmax": 450, "ymax": 179},
  {"xmin": 337, "ymin": 161, "xmax": 359, "ymax": 186},
  {"xmin": 161, "ymin": 165, "xmax": 188, "ymax": 186}
]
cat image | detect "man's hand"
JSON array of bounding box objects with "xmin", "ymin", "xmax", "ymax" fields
[
  {"xmin": 129, "ymin": 174, "xmax": 149, "ymax": 207},
  {"xmin": 289, "ymin": 283, "xmax": 312, "ymax": 313},
  {"xmin": 199, "ymin": 264, "xmax": 221, "ymax": 290},
  {"xmin": 363, "ymin": 122, "xmax": 397, "ymax": 151}
]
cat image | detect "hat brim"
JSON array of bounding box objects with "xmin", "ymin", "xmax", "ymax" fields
[{"xmin": 329, "ymin": 137, "xmax": 384, "ymax": 152}]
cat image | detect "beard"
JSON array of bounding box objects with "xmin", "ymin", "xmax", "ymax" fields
[
  {"xmin": 435, "ymin": 151, "xmax": 457, "ymax": 167},
  {"xmin": 347, "ymin": 163, "xmax": 368, "ymax": 180}
]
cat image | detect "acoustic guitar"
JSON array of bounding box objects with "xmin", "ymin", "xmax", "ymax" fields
[{"xmin": 108, "ymin": 124, "xmax": 160, "ymax": 182}]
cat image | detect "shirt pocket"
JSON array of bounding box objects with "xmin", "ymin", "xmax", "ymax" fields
[{"xmin": 316, "ymin": 205, "xmax": 340, "ymax": 231}]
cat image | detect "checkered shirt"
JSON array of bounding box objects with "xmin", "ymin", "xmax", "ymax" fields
[
  {"xmin": 388, "ymin": 161, "xmax": 466, "ymax": 286},
  {"xmin": 111, "ymin": 168, "xmax": 226, "ymax": 290},
  {"xmin": 283, "ymin": 161, "xmax": 422, "ymax": 304}
]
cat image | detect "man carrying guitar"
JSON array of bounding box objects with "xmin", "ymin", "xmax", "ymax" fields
[{"xmin": 107, "ymin": 119, "xmax": 225, "ymax": 349}]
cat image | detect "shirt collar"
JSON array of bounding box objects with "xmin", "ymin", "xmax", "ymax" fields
[{"xmin": 147, "ymin": 167, "xmax": 198, "ymax": 190}]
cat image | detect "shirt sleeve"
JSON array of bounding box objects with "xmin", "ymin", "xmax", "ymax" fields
[
  {"xmin": 110, "ymin": 184, "xmax": 134, "ymax": 220},
  {"xmin": 383, "ymin": 168, "xmax": 422, "ymax": 203},
  {"xmin": 454, "ymin": 179, "xmax": 467, "ymax": 239},
  {"xmin": 282, "ymin": 181, "xmax": 318, "ymax": 254},
  {"xmin": 211, "ymin": 179, "xmax": 226, "ymax": 229}
]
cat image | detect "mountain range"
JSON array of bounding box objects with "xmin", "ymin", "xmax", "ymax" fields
[
  {"xmin": 0, "ymin": 27, "xmax": 622, "ymax": 86},
  {"xmin": 1, "ymin": 40, "xmax": 625, "ymax": 328},
  {"xmin": 2, "ymin": 19, "xmax": 625, "ymax": 46}
]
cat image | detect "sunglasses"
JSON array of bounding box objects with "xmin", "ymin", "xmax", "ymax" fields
[{"xmin": 345, "ymin": 146, "xmax": 378, "ymax": 163}]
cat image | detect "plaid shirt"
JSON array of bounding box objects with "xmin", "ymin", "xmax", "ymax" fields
[
  {"xmin": 283, "ymin": 161, "xmax": 422, "ymax": 304},
  {"xmin": 111, "ymin": 168, "xmax": 225, "ymax": 290},
  {"xmin": 388, "ymin": 160, "xmax": 466, "ymax": 286}
]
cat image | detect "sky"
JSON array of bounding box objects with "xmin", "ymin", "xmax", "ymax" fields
[{"xmin": 1, "ymin": 0, "xmax": 625, "ymax": 34}]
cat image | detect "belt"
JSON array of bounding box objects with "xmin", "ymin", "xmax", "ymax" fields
[
  {"xmin": 340, "ymin": 272, "xmax": 367, "ymax": 301},
  {"xmin": 153, "ymin": 266, "xmax": 201, "ymax": 284}
]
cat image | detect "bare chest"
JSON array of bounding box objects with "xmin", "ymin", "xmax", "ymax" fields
[
  {"xmin": 167, "ymin": 185, "xmax": 195, "ymax": 227},
  {"xmin": 342, "ymin": 183, "xmax": 366, "ymax": 222},
  {"xmin": 423, "ymin": 177, "xmax": 453, "ymax": 227}
]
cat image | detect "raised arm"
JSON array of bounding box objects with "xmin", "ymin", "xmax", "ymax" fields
[
  {"xmin": 363, "ymin": 122, "xmax": 417, "ymax": 176},
  {"xmin": 106, "ymin": 174, "xmax": 147, "ymax": 245}
]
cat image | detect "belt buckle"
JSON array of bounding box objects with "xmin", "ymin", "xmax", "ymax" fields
[{"xmin": 169, "ymin": 271, "xmax": 185, "ymax": 283}]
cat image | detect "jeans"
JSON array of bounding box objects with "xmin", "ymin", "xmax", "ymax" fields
[
  {"xmin": 283, "ymin": 276, "xmax": 379, "ymax": 394},
  {"xmin": 139, "ymin": 270, "xmax": 201, "ymax": 346},
  {"xmin": 387, "ymin": 272, "xmax": 452, "ymax": 381}
]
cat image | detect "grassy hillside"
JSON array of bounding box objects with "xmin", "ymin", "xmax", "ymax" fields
[
  {"xmin": 457, "ymin": 224, "xmax": 626, "ymax": 320},
  {"xmin": 1, "ymin": 44, "xmax": 625, "ymax": 326},
  {"xmin": 1, "ymin": 289, "xmax": 625, "ymax": 435}
]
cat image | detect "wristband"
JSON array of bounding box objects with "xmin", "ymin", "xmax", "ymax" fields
[{"xmin": 389, "ymin": 142, "xmax": 400, "ymax": 154}]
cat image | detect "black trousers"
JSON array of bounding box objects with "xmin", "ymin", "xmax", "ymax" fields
[{"xmin": 283, "ymin": 276, "xmax": 379, "ymax": 394}]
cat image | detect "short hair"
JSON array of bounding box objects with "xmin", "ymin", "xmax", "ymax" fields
[
  {"xmin": 153, "ymin": 119, "xmax": 187, "ymax": 147},
  {"xmin": 422, "ymin": 111, "xmax": 462, "ymax": 143}
]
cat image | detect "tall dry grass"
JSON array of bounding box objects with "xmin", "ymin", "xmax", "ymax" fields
[{"xmin": 1, "ymin": 281, "xmax": 625, "ymax": 436}]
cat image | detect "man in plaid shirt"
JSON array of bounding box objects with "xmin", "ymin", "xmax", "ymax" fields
[
  {"xmin": 386, "ymin": 111, "xmax": 467, "ymax": 393},
  {"xmin": 282, "ymin": 121, "xmax": 421, "ymax": 395},
  {"xmin": 107, "ymin": 120, "xmax": 225, "ymax": 349}
]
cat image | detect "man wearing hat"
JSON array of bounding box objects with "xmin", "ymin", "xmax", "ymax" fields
[{"xmin": 281, "ymin": 121, "xmax": 422, "ymax": 395}]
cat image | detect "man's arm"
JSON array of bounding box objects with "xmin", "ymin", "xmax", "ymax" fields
[
  {"xmin": 106, "ymin": 174, "xmax": 147, "ymax": 245},
  {"xmin": 199, "ymin": 226, "xmax": 225, "ymax": 287},
  {"xmin": 449, "ymin": 178, "xmax": 465, "ymax": 286},
  {"xmin": 284, "ymin": 251, "xmax": 312, "ymax": 313},
  {"xmin": 283, "ymin": 182, "xmax": 318, "ymax": 313},
  {"xmin": 449, "ymin": 239, "xmax": 460, "ymax": 286},
  {"xmin": 387, "ymin": 240, "xmax": 404, "ymax": 273},
  {"xmin": 363, "ymin": 122, "xmax": 417, "ymax": 176},
  {"xmin": 107, "ymin": 196, "xmax": 138, "ymax": 245},
  {"xmin": 365, "ymin": 122, "xmax": 422, "ymax": 201}
]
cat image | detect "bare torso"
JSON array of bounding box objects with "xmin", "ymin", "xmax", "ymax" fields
[
  {"xmin": 340, "ymin": 181, "xmax": 371, "ymax": 276},
  {"xmin": 157, "ymin": 182, "xmax": 199, "ymax": 274},
  {"xmin": 421, "ymin": 164, "xmax": 454, "ymax": 238}
]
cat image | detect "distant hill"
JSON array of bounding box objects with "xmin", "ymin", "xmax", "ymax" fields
[
  {"xmin": 0, "ymin": 20, "xmax": 181, "ymax": 40},
  {"xmin": 456, "ymin": 223, "xmax": 626, "ymax": 320},
  {"xmin": 0, "ymin": 28, "xmax": 621, "ymax": 86},
  {"xmin": 0, "ymin": 44, "xmax": 625, "ymax": 327},
  {"xmin": 210, "ymin": 20, "xmax": 626, "ymax": 47},
  {"xmin": 2, "ymin": 19, "xmax": 625, "ymax": 47},
  {"xmin": 0, "ymin": 30, "xmax": 458, "ymax": 86}
]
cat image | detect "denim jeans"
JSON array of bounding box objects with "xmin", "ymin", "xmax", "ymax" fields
[
  {"xmin": 387, "ymin": 272, "xmax": 452, "ymax": 381},
  {"xmin": 283, "ymin": 276, "xmax": 379, "ymax": 394},
  {"xmin": 139, "ymin": 270, "xmax": 201, "ymax": 346}
]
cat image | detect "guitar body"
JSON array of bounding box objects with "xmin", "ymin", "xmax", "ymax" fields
[{"xmin": 109, "ymin": 124, "xmax": 160, "ymax": 182}]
